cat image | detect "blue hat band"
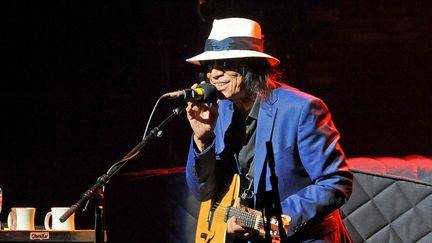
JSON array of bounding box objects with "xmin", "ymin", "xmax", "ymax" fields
[{"xmin": 204, "ymin": 37, "xmax": 263, "ymax": 52}]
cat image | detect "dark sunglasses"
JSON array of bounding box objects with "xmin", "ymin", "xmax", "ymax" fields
[{"xmin": 201, "ymin": 60, "xmax": 243, "ymax": 72}]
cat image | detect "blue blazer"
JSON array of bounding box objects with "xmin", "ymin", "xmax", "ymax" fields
[{"xmin": 186, "ymin": 86, "xmax": 353, "ymax": 239}]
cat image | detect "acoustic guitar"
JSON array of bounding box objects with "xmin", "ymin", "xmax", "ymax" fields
[{"xmin": 195, "ymin": 174, "xmax": 290, "ymax": 243}]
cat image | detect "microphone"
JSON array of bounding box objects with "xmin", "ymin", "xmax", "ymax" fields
[{"xmin": 163, "ymin": 83, "xmax": 217, "ymax": 103}]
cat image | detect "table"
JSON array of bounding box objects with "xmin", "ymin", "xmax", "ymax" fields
[{"xmin": 0, "ymin": 230, "xmax": 95, "ymax": 242}]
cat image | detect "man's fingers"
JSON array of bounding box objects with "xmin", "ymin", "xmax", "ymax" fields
[
  {"xmin": 234, "ymin": 197, "xmax": 241, "ymax": 208},
  {"xmin": 227, "ymin": 216, "xmax": 255, "ymax": 239},
  {"xmin": 227, "ymin": 216, "xmax": 244, "ymax": 232},
  {"xmin": 187, "ymin": 102, "xmax": 208, "ymax": 113}
]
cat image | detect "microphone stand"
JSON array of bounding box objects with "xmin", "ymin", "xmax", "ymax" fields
[
  {"xmin": 95, "ymin": 187, "xmax": 105, "ymax": 243},
  {"xmin": 263, "ymin": 141, "xmax": 289, "ymax": 243},
  {"xmin": 60, "ymin": 104, "xmax": 187, "ymax": 243}
]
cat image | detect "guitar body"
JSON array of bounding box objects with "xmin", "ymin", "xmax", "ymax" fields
[
  {"xmin": 195, "ymin": 174, "xmax": 240, "ymax": 243},
  {"xmin": 195, "ymin": 174, "xmax": 291, "ymax": 242}
]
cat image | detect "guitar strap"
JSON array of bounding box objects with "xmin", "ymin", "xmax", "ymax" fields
[
  {"xmin": 240, "ymin": 171, "xmax": 254, "ymax": 200},
  {"xmin": 238, "ymin": 130, "xmax": 256, "ymax": 208},
  {"xmin": 238, "ymin": 142, "xmax": 255, "ymax": 206}
]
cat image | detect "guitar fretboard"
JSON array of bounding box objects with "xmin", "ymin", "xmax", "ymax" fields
[{"xmin": 224, "ymin": 207, "xmax": 264, "ymax": 230}]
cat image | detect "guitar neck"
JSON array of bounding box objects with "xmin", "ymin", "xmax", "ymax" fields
[{"xmin": 225, "ymin": 207, "xmax": 264, "ymax": 230}]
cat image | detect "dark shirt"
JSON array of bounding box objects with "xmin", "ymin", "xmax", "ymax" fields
[
  {"xmin": 234, "ymin": 98, "xmax": 260, "ymax": 208},
  {"xmin": 238, "ymin": 98, "xmax": 259, "ymax": 175},
  {"xmin": 227, "ymin": 98, "xmax": 263, "ymax": 243}
]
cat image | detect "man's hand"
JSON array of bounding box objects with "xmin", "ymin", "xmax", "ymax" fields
[
  {"xmin": 185, "ymin": 82, "xmax": 219, "ymax": 152},
  {"xmin": 226, "ymin": 198, "xmax": 262, "ymax": 239}
]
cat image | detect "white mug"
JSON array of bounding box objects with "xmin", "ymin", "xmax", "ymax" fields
[
  {"xmin": 44, "ymin": 207, "xmax": 75, "ymax": 230},
  {"xmin": 7, "ymin": 207, "xmax": 36, "ymax": 230}
]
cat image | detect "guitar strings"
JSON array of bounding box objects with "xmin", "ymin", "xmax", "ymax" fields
[
  {"xmin": 211, "ymin": 203, "xmax": 261, "ymax": 229},
  {"xmin": 209, "ymin": 203, "xmax": 288, "ymax": 238}
]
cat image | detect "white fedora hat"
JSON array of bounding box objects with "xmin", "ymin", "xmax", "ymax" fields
[{"xmin": 186, "ymin": 18, "xmax": 280, "ymax": 67}]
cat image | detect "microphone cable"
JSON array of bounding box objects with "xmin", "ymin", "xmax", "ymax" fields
[
  {"xmin": 106, "ymin": 94, "xmax": 166, "ymax": 176},
  {"xmin": 142, "ymin": 94, "xmax": 166, "ymax": 140}
]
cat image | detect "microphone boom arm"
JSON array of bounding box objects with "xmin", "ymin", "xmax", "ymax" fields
[{"xmin": 59, "ymin": 104, "xmax": 187, "ymax": 243}]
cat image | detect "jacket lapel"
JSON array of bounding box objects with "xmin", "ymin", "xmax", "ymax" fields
[
  {"xmin": 254, "ymin": 91, "xmax": 279, "ymax": 193},
  {"xmin": 215, "ymin": 100, "xmax": 234, "ymax": 153}
]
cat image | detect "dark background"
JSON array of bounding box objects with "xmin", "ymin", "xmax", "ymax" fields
[{"xmin": 1, "ymin": 0, "xmax": 431, "ymax": 241}]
